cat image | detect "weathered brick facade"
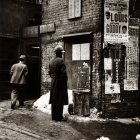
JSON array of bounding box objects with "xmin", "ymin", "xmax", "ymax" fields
[
  {"xmin": 41, "ymin": 0, "xmax": 103, "ymax": 109},
  {"xmin": 41, "ymin": 0, "xmax": 140, "ymax": 118},
  {"xmin": 102, "ymin": 18, "xmax": 140, "ymax": 118}
]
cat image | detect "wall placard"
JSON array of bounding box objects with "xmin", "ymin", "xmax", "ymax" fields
[
  {"xmin": 104, "ymin": 58, "xmax": 112, "ymax": 70},
  {"xmin": 104, "ymin": 0, "xmax": 129, "ymax": 43},
  {"xmin": 124, "ymin": 26, "xmax": 139, "ymax": 90},
  {"xmin": 124, "ymin": 79, "xmax": 138, "ymax": 90}
]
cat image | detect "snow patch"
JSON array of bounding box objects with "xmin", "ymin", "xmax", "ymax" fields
[
  {"xmin": 32, "ymin": 89, "xmax": 104, "ymax": 122},
  {"xmin": 33, "ymin": 90, "xmax": 74, "ymax": 115},
  {"xmin": 96, "ymin": 136, "xmax": 110, "ymax": 140},
  {"xmin": 136, "ymin": 134, "xmax": 140, "ymax": 140}
]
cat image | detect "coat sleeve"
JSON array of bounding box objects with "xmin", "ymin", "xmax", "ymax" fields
[
  {"xmin": 10, "ymin": 65, "xmax": 14, "ymax": 75},
  {"xmin": 24, "ymin": 65, "xmax": 28, "ymax": 76},
  {"xmin": 60, "ymin": 61, "xmax": 68, "ymax": 80}
]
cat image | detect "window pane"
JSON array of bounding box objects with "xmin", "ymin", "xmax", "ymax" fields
[
  {"xmin": 75, "ymin": 0, "xmax": 81, "ymax": 17},
  {"xmin": 72, "ymin": 44, "xmax": 80, "ymax": 60},
  {"xmin": 81, "ymin": 43, "xmax": 90, "ymax": 60},
  {"xmin": 69, "ymin": 0, "xmax": 75, "ymax": 19}
]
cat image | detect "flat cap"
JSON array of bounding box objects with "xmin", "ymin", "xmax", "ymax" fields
[
  {"xmin": 19, "ymin": 55, "xmax": 26, "ymax": 60},
  {"xmin": 54, "ymin": 45, "xmax": 65, "ymax": 52}
]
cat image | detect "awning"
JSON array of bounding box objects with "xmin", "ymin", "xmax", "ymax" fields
[{"xmin": 62, "ymin": 31, "xmax": 92, "ymax": 38}]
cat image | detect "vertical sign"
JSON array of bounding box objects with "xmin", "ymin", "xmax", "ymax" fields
[
  {"xmin": 104, "ymin": 58, "xmax": 112, "ymax": 70},
  {"xmin": 124, "ymin": 26, "xmax": 139, "ymax": 90},
  {"xmin": 104, "ymin": 0, "xmax": 129, "ymax": 43}
]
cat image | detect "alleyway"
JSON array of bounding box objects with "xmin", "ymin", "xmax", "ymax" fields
[{"xmin": 0, "ymin": 100, "xmax": 140, "ymax": 140}]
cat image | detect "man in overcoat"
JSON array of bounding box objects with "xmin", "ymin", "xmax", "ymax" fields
[
  {"xmin": 49, "ymin": 45, "xmax": 68, "ymax": 121},
  {"xmin": 10, "ymin": 55, "xmax": 28, "ymax": 109}
]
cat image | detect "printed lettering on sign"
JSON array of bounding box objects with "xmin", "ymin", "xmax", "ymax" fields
[
  {"xmin": 104, "ymin": 0, "xmax": 129, "ymax": 43},
  {"xmin": 124, "ymin": 26, "xmax": 139, "ymax": 90}
]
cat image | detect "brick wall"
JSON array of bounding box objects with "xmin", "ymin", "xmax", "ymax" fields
[
  {"xmin": 91, "ymin": 32, "xmax": 102, "ymax": 108},
  {"xmin": 41, "ymin": 41, "xmax": 64, "ymax": 95},
  {"xmin": 41, "ymin": 1, "xmax": 140, "ymax": 118},
  {"xmin": 42, "ymin": 0, "xmax": 102, "ymax": 37},
  {"xmin": 41, "ymin": 0, "xmax": 103, "ymax": 109}
]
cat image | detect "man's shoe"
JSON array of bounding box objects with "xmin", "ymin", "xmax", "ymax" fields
[
  {"xmin": 11, "ymin": 104, "xmax": 15, "ymax": 109},
  {"xmin": 18, "ymin": 105, "xmax": 25, "ymax": 108},
  {"xmin": 19, "ymin": 103, "xmax": 24, "ymax": 106},
  {"xmin": 61, "ymin": 118, "xmax": 67, "ymax": 121},
  {"xmin": 55, "ymin": 117, "xmax": 67, "ymax": 122}
]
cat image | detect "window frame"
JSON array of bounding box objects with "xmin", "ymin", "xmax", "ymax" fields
[{"xmin": 68, "ymin": 0, "xmax": 82, "ymax": 19}]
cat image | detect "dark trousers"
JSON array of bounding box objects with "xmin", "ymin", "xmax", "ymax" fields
[
  {"xmin": 51, "ymin": 104, "xmax": 64, "ymax": 121},
  {"xmin": 11, "ymin": 84, "xmax": 25, "ymax": 107}
]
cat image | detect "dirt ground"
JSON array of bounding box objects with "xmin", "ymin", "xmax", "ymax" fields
[{"xmin": 0, "ymin": 100, "xmax": 140, "ymax": 140}]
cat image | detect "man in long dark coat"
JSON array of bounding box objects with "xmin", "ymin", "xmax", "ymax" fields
[{"xmin": 49, "ymin": 45, "xmax": 68, "ymax": 121}]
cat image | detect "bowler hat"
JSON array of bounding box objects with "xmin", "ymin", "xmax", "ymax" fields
[
  {"xmin": 19, "ymin": 55, "xmax": 26, "ymax": 60},
  {"xmin": 54, "ymin": 45, "xmax": 65, "ymax": 52}
]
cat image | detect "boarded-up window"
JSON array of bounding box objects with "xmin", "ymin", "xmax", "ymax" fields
[{"xmin": 69, "ymin": 0, "xmax": 81, "ymax": 19}]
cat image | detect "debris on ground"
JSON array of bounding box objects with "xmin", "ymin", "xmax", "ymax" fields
[
  {"xmin": 132, "ymin": 117, "xmax": 140, "ymax": 123},
  {"xmin": 96, "ymin": 136, "xmax": 110, "ymax": 140}
]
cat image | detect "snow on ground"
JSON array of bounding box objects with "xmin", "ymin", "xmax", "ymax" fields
[
  {"xmin": 136, "ymin": 134, "xmax": 140, "ymax": 140},
  {"xmin": 33, "ymin": 90, "xmax": 73, "ymax": 115},
  {"xmin": 96, "ymin": 136, "xmax": 110, "ymax": 140},
  {"xmin": 32, "ymin": 90, "xmax": 104, "ymax": 121},
  {"xmin": 32, "ymin": 90, "xmax": 140, "ymax": 124},
  {"xmin": 32, "ymin": 91, "xmax": 140, "ymax": 140}
]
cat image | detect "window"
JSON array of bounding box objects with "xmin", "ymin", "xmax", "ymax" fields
[
  {"xmin": 71, "ymin": 43, "xmax": 90, "ymax": 89},
  {"xmin": 72, "ymin": 43, "xmax": 90, "ymax": 60},
  {"xmin": 69, "ymin": 0, "xmax": 81, "ymax": 19},
  {"xmin": 64, "ymin": 34, "xmax": 92, "ymax": 90}
]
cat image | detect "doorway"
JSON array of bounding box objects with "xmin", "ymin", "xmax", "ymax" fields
[
  {"xmin": 64, "ymin": 34, "xmax": 93, "ymax": 92},
  {"xmin": 0, "ymin": 37, "xmax": 19, "ymax": 100},
  {"xmin": 22, "ymin": 39, "xmax": 41, "ymax": 99}
]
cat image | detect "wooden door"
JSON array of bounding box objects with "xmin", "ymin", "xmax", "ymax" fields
[{"xmin": 23, "ymin": 39, "xmax": 41, "ymax": 99}]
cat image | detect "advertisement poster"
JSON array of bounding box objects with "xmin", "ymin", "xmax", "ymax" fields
[
  {"xmin": 104, "ymin": 57, "xmax": 121, "ymax": 94},
  {"xmin": 104, "ymin": 0, "xmax": 129, "ymax": 43},
  {"xmin": 104, "ymin": 58, "xmax": 112, "ymax": 70},
  {"xmin": 124, "ymin": 79, "xmax": 138, "ymax": 90},
  {"xmin": 124, "ymin": 26, "xmax": 139, "ymax": 90},
  {"xmin": 105, "ymin": 82, "xmax": 120, "ymax": 94}
]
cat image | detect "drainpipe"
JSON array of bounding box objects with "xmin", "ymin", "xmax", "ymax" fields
[
  {"xmin": 38, "ymin": 25, "xmax": 42, "ymax": 97},
  {"xmin": 100, "ymin": 0, "xmax": 105, "ymax": 112}
]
